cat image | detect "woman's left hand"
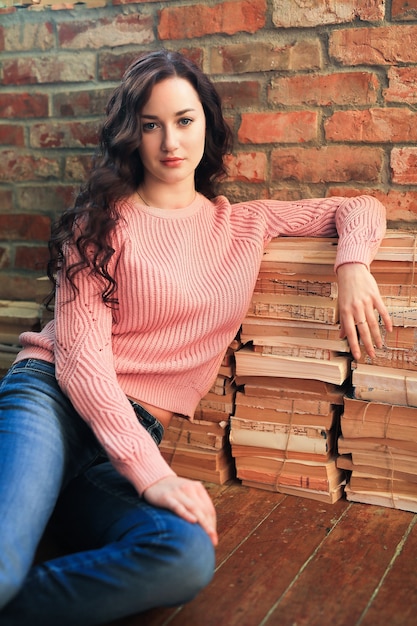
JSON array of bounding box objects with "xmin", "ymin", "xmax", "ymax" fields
[{"xmin": 336, "ymin": 263, "xmax": 392, "ymax": 360}]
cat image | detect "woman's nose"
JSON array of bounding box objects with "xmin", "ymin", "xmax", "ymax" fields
[{"xmin": 162, "ymin": 126, "xmax": 179, "ymax": 152}]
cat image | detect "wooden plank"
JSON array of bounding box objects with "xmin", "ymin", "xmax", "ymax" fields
[
  {"xmin": 359, "ymin": 517, "xmax": 417, "ymax": 626},
  {"xmin": 156, "ymin": 495, "xmax": 348, "ymax": 626},
  {"xmin": 263, "ymin": 503, "xmax": 414, "ymax": 626}
]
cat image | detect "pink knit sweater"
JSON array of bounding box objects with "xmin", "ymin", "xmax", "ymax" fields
[{"xmin": 17, "ymin": 193, "xmax": 386, "ymax": 494}]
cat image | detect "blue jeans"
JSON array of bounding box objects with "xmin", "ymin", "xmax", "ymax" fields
[{"xmin": 0, "ymin": 359, "xmax": 215, "ymax": 625}]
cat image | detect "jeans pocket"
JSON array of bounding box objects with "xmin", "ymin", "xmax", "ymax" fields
[{"xmin": 129, "ymin": 401, "xmax": 164, "ymax": 446}]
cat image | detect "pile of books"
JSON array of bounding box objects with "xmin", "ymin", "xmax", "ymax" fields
[
  {"xmin": 230, "ymin": 235, "xmax": 352, "ymax": 502},
  {"xmin": 159, "ymin": 341, "xmax": 238, "ymax": 484},
  {"xmin": 338, "ymin": 231, "xmax": 417, "ymax": 512},
  {"xmin": 0, "ymin": 300, "xmax": 41, "ymax": 377}
]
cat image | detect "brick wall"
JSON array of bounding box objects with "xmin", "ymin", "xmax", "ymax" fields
[{"xmin": 1, "ymin": 0, "xmax": 417, "ymax": 300}]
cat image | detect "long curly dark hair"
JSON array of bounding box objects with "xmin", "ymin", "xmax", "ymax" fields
[{"xmin": 46, "ymin": 49, "xmax": 233, "ymax": 308}]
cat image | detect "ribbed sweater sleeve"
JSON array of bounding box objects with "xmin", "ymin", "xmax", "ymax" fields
[{"xmin": 53, "ymin": 243, "xmax": 176, "ymax": 496}]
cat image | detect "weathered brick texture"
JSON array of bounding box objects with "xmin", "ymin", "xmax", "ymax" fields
[{"xmin": 0, "ymin": 0, "xmax": 416, "ymax": 299}]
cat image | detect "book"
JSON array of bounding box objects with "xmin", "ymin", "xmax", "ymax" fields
[
  {"xmin": 159, "ymin": 441, "xmax": 235, "ymax": 484},
  {"xmin": 235, "ymin": 453, "xmax": 344, "ymax": 491},
  {"xmin": 235, "ymin": 347, "xmax": 351, "ymax": 386},
  {"xmin": 352, "ymin": 363, "xmax": 417, "ymax": 407},
  {"xmin": 240, "ymin": 317, "xmax": 342, "ymax": 343},
  {"xmin": 337, "ymin": 453, "xmax": 417, "ymax": 484},
  {"xmin": 247, "ymin": 293, "xmax": 339, "ymax": 324},
  {"xmin": 235, "ymin": 388, "xmax": 336, "ymax": 418},
  {"xmin": 0, "ymin": 300, "xmax": 41, "ymax": 344},
  {"xmin": 341, "ymin": 397, "xmax": 417, "ymax": 441},
  {"xmin": 234, "ymin": 376, "xmax": 347, "ymax": 405},
  {"xmin": 344, "ymin": 483, "xmax": 417, "ymax": 512},
  {"xmin": 164, "ymin": 416, "xmax": 229, "ymax": 451},
  {"xmin": 357, "ymin": 345, "xmax": 417, "ymax": 370},
  {"xmin": 230, "ymin": 416, "xmax": 335, "ymax": 456}
]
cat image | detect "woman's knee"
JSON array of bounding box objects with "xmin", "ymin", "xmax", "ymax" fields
[{"xmin": 172, "ymin": 521, "xmax": 215, "ymax": 597}]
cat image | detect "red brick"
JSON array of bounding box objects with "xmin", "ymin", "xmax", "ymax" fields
[
  {"xmin": 113, "ymin": 0, "xmax": 159, "ymax": 3},
  {"xmin": 30, "ymin": 121, "xmax": 99, "ymax": 149},
  {"xmin": 329, "ymin": 186, "xmax": 417, "ymax": 224},
  {"xmin": 98, "ymin": 50, "xmax": 145, "ymax": 81},
  {"xmin": 15, "ymin": 245, "xmax": 50, "ymax": 271},
  {"xmin": 272, "ymin": 0, "xmax": 384, "ymax": 27},
  {"xmin": 271, "ymin": 146, "xmax": 383, "ymax": 183},
  {"xmin": 391, "ymin": 147, "xmax": 417, "ymax": 184},
  {"xmin": 0, "ymin": 150, "xmax": 59, "ymax": 182},
  {"xmin": 53, "ymin": 88, "xmax": 113, "ymax": 117},
  {"xmin": 214, "ymin": 81, "xmax": 261, "ymax": 110},
  {"xmin": 330, "ymin": 26, "xmax": 417, "ymax": 65},
  {"xmin": 210, "ymin": 40, "xmax": 321, "ymax": 74},
  {"xmin": 392, "ymin": 0, "xmax": 417, "ymax": 20},
  {"xmin": 98, "ymin": 48, "xmax": 204, "ymax": 81},
  {"xmin": 269, "ymin": 72, "xmax": 378, "ymax": 107},
  {"xmin": 325, "ymin": 108, "xmax": 417, "ymax": 143},
  {"xmin": 238, "ymin": 112, "xmax": 317, "ymax": 144},
  {"xmin": 0, "ymin": 246, "xmax": 10, "ymax": 270},
  {"xmin": 0, "ymin": 274, "xmax": 40, "ymax": 301},
  {"xmin": 2, "ymin": 55, "xmax": 95, "ymax": 85},
  {"xmin": 3, "ymin": 21, "xmax": 54, "ymax": 52},
  {"xmin": 158, "ymin": 0, "xmax": 266, "ymax": 40},
  {"xmin": 16, "ymin": 185, "xmax": 76, "ymax": 212},
  {"xmin": 58, "ymin": 14, "xmax": 154, "ymax": 49},
  {"xmin": 384, "ymin": 67, "xmax": 417, "ymax": 103},
  {"xmin": 225, "ymin": 152, "xmax": 267, "ymax": 183},
  {"xmin": 0, "ymin": 125, "xmax": 25, "ymax": 147},
  {"xmin": 0, "ymin": 188, "xmax": 13, "ymax": 211},
  {"xmin": 64, "ymin": 155, "xmax": 93, "ymax": 181},
  {"xmin": 0, "ymin": 214, "xmax": 50, "ymax": 241},
  {"xmin": 0, "ymin": 93, "xmax": 49, "ymax": 118}
]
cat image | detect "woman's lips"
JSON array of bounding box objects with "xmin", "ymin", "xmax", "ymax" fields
[{"xmin": 161, "ymin": 158, "xmax": 184, "ymax": 167}]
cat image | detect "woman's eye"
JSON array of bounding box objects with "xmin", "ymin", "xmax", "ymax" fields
[
  {"xmin": 142, "ymin": 122, "xmax": 158, "ymax": 132},
  {"xmin": 179, "ymin": 118, "xmax": 192, "ymax": 127}
]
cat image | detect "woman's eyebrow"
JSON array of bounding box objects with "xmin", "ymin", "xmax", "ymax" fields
[{"xmin": 140, "ymin": 108, "xmax": 196, "ymax": 119}]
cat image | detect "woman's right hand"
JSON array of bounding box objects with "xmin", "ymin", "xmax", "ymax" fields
[{"xmin": 143, "ymin": 475, "xmax": 218, "ymax": 546}]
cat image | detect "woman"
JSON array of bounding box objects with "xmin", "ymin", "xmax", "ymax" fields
[{"xmin": 0, "ymin": 49, "xmax": 392, "ymax": 625}]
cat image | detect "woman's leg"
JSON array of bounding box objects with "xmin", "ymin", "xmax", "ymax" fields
[
  {"xmin": 0, "ymin": 359, "xmax": 103, "ymax": 610},
  {"xmin": 1, "ymin": 461, "xmax": 215, "ymax": 626}
]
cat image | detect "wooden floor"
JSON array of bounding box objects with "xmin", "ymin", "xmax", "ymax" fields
[{"xmin": 101, "ymin": 479, "xmax": 417, "ymax": 626}]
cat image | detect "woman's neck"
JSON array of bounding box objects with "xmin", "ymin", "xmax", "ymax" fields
[{"xmin": 137, "ymin": 183, "xmax": 197, "ymax": 210}]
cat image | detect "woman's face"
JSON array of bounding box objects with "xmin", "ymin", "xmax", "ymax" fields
[{"xmin": 138, "ymin": 77, "xmax": 206, "ymax": 189}]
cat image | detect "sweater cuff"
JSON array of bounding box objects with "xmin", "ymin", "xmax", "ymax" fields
[
  {"xmin": 334, "ymin": 242, "xmax": 373, "ymax": 273},
  {"xmin": 113, "ymin": 451, "xmax": 177, "ymax": 496}
]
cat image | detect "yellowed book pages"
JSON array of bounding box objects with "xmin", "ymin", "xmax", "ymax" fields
[
  {"xmin": 247, "ymin": 293, "xmax": 338, "ymax": 324},
  {"xmin": 234, "ymin": 404, "xmax": 335, "ymax": 431},
  {"xmin": 235, "ymin": 347, "xmax": 350, "ymax": 386},
  {"xmin": 235, "ymin": 389, "xmax": 334, "ymax": 416},
  {"xmin": 341, "ymin": 397, "xmax": 417, "ymax": 441},
  {"xmin": 240, "ymin": 317, "xmax": 342, "ymax": 343},
  {"xmin": 337, "ymin": 454, "xmax": 417, "ymax": 484},
  {"xmin": 352, "ymin": 363, "xmax": 417, "ymax": 406},
  {"xmin": 357, "ymin": 345, "xmax": 417, "ymax": 370},
  {"xmin": 344, "ymin": 483, "xmax": 417, "ymax": 512},
  {"xmin": 230, "ymin": 416, "xmax": 333, "ymax": 455}
]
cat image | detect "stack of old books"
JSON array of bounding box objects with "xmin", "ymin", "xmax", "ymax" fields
[
  {"xmin": 0, "ymin": 300, "xmax": 41, "ymax": 377},
  {"xmin": 338, "ymin": 231, "xmax": 417, "ymax": 512},
  {"xmin": 231, "ymin": 236, "xmax": 352, "ymax": 502},
  {"xmin": 159, "ymin": 340, "xmax": 239, "ymax": 484}
]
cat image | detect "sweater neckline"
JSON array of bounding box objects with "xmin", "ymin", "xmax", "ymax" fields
[{"xmin": 130, "ymin": 191, "xmax": 205, "ymax": 219}]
